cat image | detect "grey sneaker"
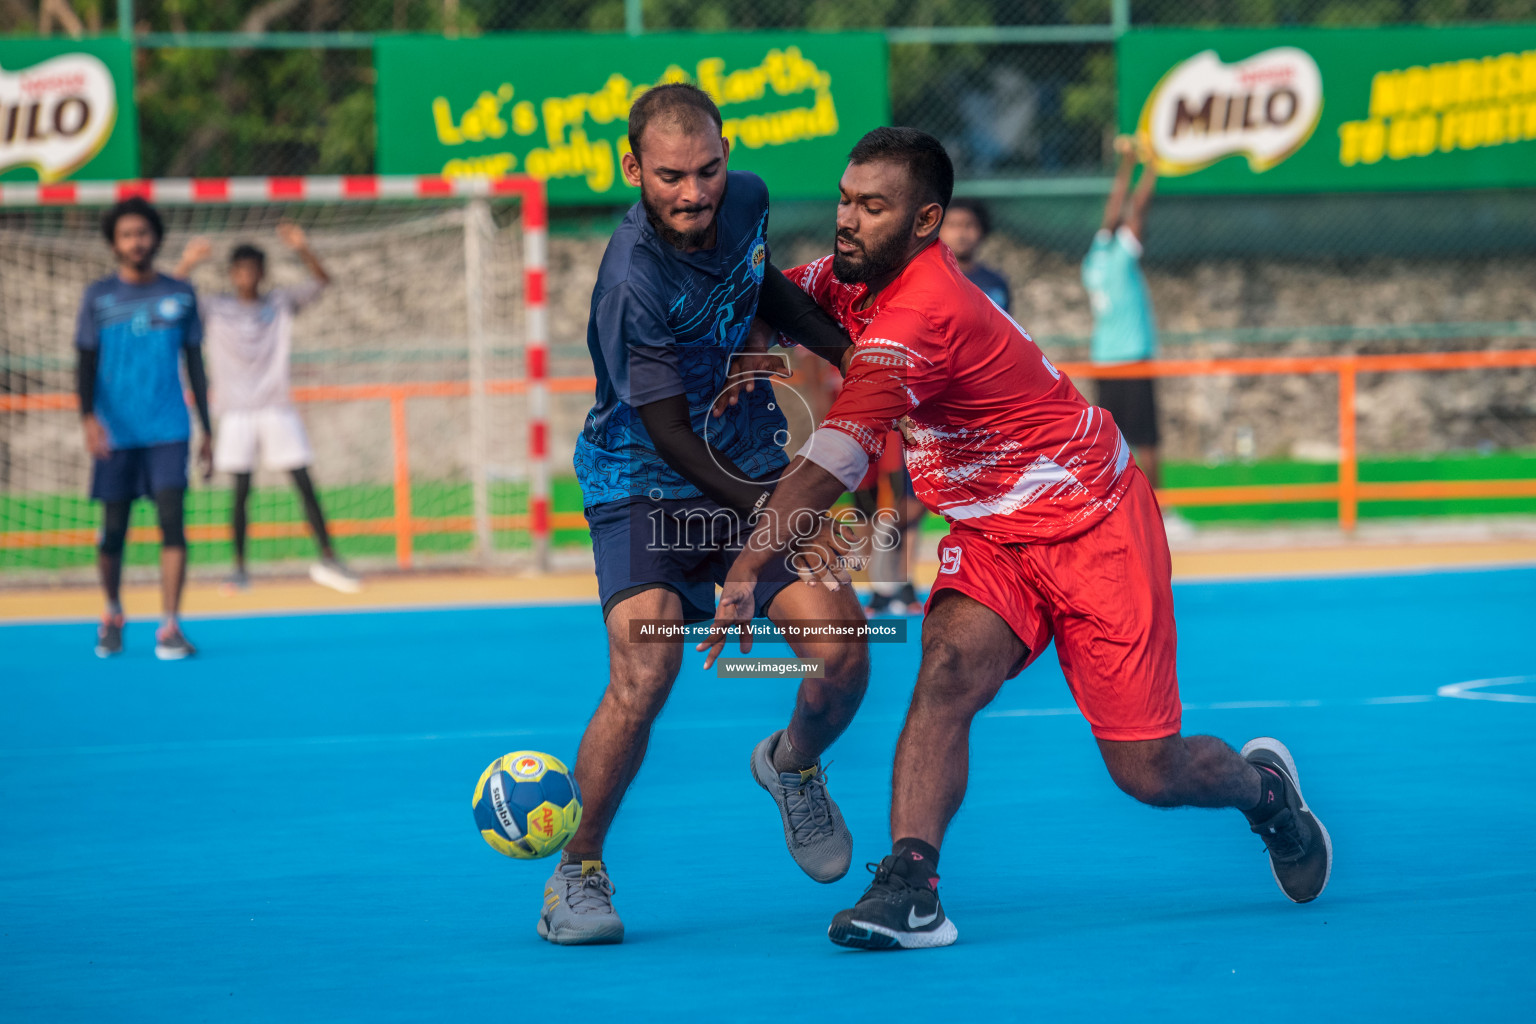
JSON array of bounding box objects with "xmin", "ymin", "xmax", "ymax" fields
[
  {"xmin": 221, "ymin": 568, "xmax": 251, "ymax": 594},
  {"xmin": 1242, "ymin": 737, "xmax": 1332, "ymax": 903},
  {"xmin": 154, "ymin": 624, "xmax": 197, "ymax": 661},
  {"xmin": 537, "ymin": 860, "xmax": 624, "ymax": 946},
  {"xmin": 95, "ymin": 613, "xmax": 124, "ymax": 658},
  {"xmin": 750, "ymin": 730, "xmax": 852, "ymax": 883},
  {"xmin": 310, "ymin": 558, "xmax": 362, "ymax": 594}
]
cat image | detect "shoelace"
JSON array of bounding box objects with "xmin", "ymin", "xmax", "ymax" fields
[
  {"xmin": 564, "ymin": 870, "xmax": 617, "ymax": 915},
  {"xmin": 1252, "ymin": 807, "xmax": 1307, "ymax": 861},
  {"xmin": 859, "ymin": 859, "xmax": 925, "ymax": 902},
  {"xmin": 780, "ymin": 764, "xmax": 835, "ymax": 842}
]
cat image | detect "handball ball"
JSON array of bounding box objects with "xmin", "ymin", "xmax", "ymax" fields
[{"xmin": 472, "ymin": 751, "xmax": 583, "ymax": 859}]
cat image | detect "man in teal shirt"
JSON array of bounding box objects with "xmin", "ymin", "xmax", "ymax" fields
[{"xmin": 1082, "ymin": 137, "xmax": 1186, "ymax": 540}]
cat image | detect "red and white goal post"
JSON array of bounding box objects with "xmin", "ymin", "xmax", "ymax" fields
[{"xmin": 0, "ymin": 176, "xmax": 554, "ymax": 576}]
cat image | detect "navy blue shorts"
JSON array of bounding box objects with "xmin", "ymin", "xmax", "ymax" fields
[
  {"xmin": 90, "ymin": 441, "xmax": 190, "ymax": 503},
  {"xmin": 586, "ymin": 495, "xmax": 800, "ymax": 624}
]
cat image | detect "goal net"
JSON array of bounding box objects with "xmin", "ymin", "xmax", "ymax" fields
[{"xmin": 0, "ymin": 177, "xmax": 554, "ymax": 585}]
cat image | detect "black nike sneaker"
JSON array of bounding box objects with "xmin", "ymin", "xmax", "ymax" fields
[
  {"xmin": 828, "ymin": 853, "xmax": 957, "ymax": 950},
  {"xmin": 1242, "ymin": 737, "xmax": 1332, "ymax": 903}
]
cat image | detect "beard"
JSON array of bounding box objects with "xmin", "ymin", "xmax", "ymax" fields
[
  {"xmin": 114, "ymin": 244, "xmax": 158, "ymax": 273},
  {"xmin": 831, "ymin": 224, "xmax": 910, "ymax": 284},
  {"xmin": 641, "ymin": 177, "xmax": 727, "ymax": 250}
]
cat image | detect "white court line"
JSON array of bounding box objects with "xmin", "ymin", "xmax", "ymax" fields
[
  {"xmin": 1436, "ymin": 676, "xmax": 1536, "ymax": 704},
  {"xmin": 985, "ymin": 693, "xmax": 1451, "ymax": 721},
  {"xmin": 0, "ymin": 727, "xmax": 537, "ymax": 760},
  {"xmin": 6, "ymin": 560, "xmax": 1533, "ymax": 627},
  {"xmin": 0, "ymin": 687, "xmax": 1517, "ymax": 761}
]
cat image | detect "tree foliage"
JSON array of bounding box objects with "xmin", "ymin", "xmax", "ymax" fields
[{"xmin": 7, "ymin": 0, "xmax": 1526, "ymax": 176}]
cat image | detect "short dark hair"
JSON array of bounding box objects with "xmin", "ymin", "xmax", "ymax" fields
[
  {"xmin": 230, "ymin": 244, "xmax": 266, "ymax": 266},
  {"xmin": 627, "ymin": 83, "xmax": 723, "ymax": 160},
  {"xmin": 947, "ymin": 198, "xmax": 991, "ymax": 237},
  {"xmin": 848, "ymin": 127, "xmax": 954, "ymax": 210},
  {"xmin": 101, "ymin": 197, "xmax": 164, "ymax": 246}
]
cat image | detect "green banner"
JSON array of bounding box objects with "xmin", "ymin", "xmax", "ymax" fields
[
  {"xmin": 1, "ymin": 37, "xmax": 138, "ymax": 182},
  {"xmin": 1118, "ymin": 26, "xmax": 1536, "ymax": 194},
  {"xmin": 375, "ymin": 32, "xmax": 888, "ymax": 204}
]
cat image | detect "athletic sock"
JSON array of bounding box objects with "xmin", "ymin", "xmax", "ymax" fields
[
  {"xmin": 1243, "ymin": 764, "xmax": 1287, "ymax": 824},
  {"xmin": 892, "ymin": 836, "xmax": 941, "ymax": 880},
  {"xmin": 772, "ymin": 732, "xmax": 819, "ymax": 774}
]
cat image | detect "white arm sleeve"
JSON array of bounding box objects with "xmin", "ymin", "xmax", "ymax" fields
[{"xmin": 796, "ymin": 427, "xmax": 871, "ymax": 491}]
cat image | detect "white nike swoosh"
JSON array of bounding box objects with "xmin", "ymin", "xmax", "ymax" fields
[{"xmin": 907, "ymin": 906, "xmax": 939, "ymax": 928}]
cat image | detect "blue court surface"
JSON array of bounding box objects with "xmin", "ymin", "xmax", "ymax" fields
[{"xmin": 3, "ymin": 567, "xmax": 1533, "ymax": 1021}]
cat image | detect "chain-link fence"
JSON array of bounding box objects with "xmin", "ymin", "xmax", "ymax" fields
[{"xmin": 4, "ymin": 0, "xmax": 1526, "ymax": 184}]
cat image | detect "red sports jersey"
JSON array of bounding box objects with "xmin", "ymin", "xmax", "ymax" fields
[{"xmin": 787, "ymin": 243, "xmax": 1134, "ymax": 544}]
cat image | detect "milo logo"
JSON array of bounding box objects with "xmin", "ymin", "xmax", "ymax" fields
[
  {"xmin": 1138, "ymin": 47, "xmax": 1323, "ymax": 176},
  {"xmin": 1, "ymin": 52, "xmax": 118, "ymax": 182}
]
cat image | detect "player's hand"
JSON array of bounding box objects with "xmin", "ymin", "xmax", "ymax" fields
[
  {"xmin": 277, "ymin": 220, "xmax": 309, "ymax": 251},
  {"xmin": 713, "ymin": 334, "xmax": 790, "ymax": 417},
  {"xmin": 698, "ymin": 575, "xmax": 758, "ymax": 670},
  {"xmin": 1114, "ymin": 134, "xmax": 1136, "ymax": 157},
  {"xmin": 197, "ymin": 435, "xmax": 214, "ymax": 482},
  {"xmin": 791, "ymin": 514, "xmax": 862, "ymax": 591},
  {"xmin": 81, "ymin": 415, "xmax": 110, "ymax": 460},
  {"xmin": 180, "ymin": 236, "xmax": 212, "ymax": 268}
]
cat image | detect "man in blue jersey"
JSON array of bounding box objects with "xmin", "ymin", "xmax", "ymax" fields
[
  {"xmin": 541, "ymin": 84, "xmax": 869, "ymax": 945},
  {"xmin": 76, "ymin": 197, "xmax": 212, "ymax": 660}
]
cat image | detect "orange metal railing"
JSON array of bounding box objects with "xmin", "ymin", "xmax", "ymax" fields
[{"xmin": 5, "ymin": 347, "xmax": 1535, "ymax": 566}]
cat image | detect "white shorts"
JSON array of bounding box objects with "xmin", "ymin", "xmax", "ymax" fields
[{"xmin": 214, "ymin": 406, "xmax": 314, "ymax": 474}]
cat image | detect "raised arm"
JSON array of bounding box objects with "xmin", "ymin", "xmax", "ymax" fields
[
  {"xmin": 1100, "ymin": 136, "xmax": 1138, "ymax": 233},
  {"xmin": 172, "ymin": 237, "xmax": 212, "ymax": 280},
  {"xmin": 278, "ymin": 221, "xmax": 331, "ymax": 286},
  {"xmin": 1122, "ymin": 139, "xmax": 1158, "ymax": 244}
]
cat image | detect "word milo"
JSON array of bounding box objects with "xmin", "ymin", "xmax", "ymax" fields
[
  {"xmin": 1, "ymin": 52, "xmax": 117, "ymax": 182},
  {"xmin": 1138, "ymin": 47, "xmax": 1323, "ymax": 176}
]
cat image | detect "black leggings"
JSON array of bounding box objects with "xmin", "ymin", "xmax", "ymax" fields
[
  {"xmin": 98, "ymin": 489, "xmax": 186, "ymax": 554},
  {"xmin": 230, "ymin": 468, "xmax": 331, "ymax": 564}
]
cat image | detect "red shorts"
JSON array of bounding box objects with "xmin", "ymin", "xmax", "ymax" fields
[{"xmin": 926, "ymin": 468, "xmax": 1181, "ymax": 742}]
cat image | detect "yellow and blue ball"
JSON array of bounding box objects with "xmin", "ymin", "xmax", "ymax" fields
[{"xmin": 471, "ymin": 751, "xmax": 583, "ymax": 860}]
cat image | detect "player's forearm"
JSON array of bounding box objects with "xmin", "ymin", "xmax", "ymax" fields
[
  {"xmin": 736, "ymin": 456, "xmax": 847, "ymax": 573},
  {"xmin": 758, "ymin": 264, "xmax": 851, "ymax": 368},
  {"xmin": 298, "ymin": 247, "xmax": 331, "ymax": 285},
  {"xmin": 1126, "ymin": 165, "xmax": 1157, "ymax": 239},
  {"xmin": 184, "ymin": 347, "xmax": 213, "ymax": 434},
  {"xmin": 636, "ymin": 394, "xmax": 772, "ymax": 516},
  {"xmin": 75, "ymin": 348, "xmax": 98, "ymax": 417},
  {"xmin": 1101, "ymin": 156, "xmax": 1135, "ymax": 231}
]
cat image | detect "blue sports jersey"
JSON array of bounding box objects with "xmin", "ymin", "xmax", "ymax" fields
[
  {"xmin": 964, "ymin": 263, "xmax": 1012, "ymax": 313},
  {"xmin": 75, "ymin": 273, "xmax": 202, "ymax": 450},
  {"xmin": 574, "ymin": 170, "xmax": 789, "ymax": 507},
  {"xmin": 1082, "ymin": 227, "xmax": 1156, "ymax": 363}
]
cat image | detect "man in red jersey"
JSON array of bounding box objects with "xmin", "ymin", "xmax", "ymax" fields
[{"xmin": 701, "ymin": 128, "xmax": 1331, "ymax": 949}]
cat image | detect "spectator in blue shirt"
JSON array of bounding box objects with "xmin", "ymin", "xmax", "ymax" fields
[
  {"xmin": 76, "ymin": 197, "xmax": 212, "ymax": 660},
  {"xmin": 940, "ymin": 198, "xmax": 1011, "ymax": 313}
]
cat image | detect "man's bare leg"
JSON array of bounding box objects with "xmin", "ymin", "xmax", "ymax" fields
[
  {"xmin": 766, "ymin": 579, "xmax": 871, "ymax": 765},
  {"xmin": 889, "ymin": 590, "xmax": 1023, "ymax": 847},
  {"xmin": 562, "ymin": 587, "xmax": 685, "ymax": 863}
]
